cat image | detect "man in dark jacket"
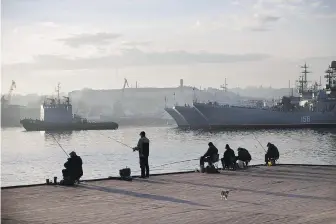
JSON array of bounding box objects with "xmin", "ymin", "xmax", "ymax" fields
[
  {"xmin": 133, "ymin": 131, "xmax": 150, "ymax": 178},
  {"xmin": 237, "ymin": 147, "xmax": 252, "ymax": 167},
  {"xmin": 200, "ymin": 142, "xmax": 218, "ymax": 170},
  {"xmin": 62, "ymin": 151, "xmax": 83, "ymax": 184},
  {"xmin": 221, "ymin": 144, "xmax": 236, "ymax": 170},
  {"xmin": 265, "ymin": 142, "xmax": 279, "ymax": 165}
]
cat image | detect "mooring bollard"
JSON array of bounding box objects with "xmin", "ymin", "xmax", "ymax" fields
[
  {"xmin": 46, "ymin": 179, "xmax": 50, "ymax": 185},
  {"xmin": 54, "ymin": 177, "xmax": 57, "ymax": 184}
]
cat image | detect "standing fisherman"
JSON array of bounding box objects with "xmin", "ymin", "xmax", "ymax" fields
[{"xmin": 133, "ymin": 131, "xmax": 150, "ymax": 178}]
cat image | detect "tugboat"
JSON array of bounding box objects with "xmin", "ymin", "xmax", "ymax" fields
[{"xmin": 20, "ymin": 83, "xmax": 119, "ymax": 131}]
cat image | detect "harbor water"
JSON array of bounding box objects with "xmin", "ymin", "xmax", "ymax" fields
[{"xmin": 1, "ymin": 125, "xmax": 336, "ymax": 187}]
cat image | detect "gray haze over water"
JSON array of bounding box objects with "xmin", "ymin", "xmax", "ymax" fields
[{"xmin": 1, "ymin": 125, "xmax": 336, "ymax": 187}]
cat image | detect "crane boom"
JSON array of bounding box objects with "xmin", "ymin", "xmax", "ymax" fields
[
  {"xmin": 1, "ymin": 80, "xmax": 16, "ymax": 104},
  {"xmin": 122, "ymin": 78, "xmax": 129, "ymax": 92}
]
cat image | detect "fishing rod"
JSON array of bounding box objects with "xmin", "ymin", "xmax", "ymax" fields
[
  {"xmin": 51, "ymin": 135, "xmax": 70, "ymax": 157},
  {"xmin": 107, "ymin": 136, "xmax": 134, "ymax": 150}
]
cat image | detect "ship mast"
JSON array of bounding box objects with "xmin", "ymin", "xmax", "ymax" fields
[
  {"xmin": 324, "ymin": 61, "xmax": 336, "ymax": 95},
  {"xmin": 296, "ymin": 62, "xmax": 311, "ymax": 96}
]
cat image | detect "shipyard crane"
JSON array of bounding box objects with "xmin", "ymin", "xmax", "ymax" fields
[
  {"xmin": 122, "ymin": 78, "xmax": 129, "ymax": 93},
  {"xmin": 112, "ymin": 78, "xmax": 129, "ymax": 117},
  {"xmin": 1, "ymin": 80, "xmax": 16, "ymax": 105}
]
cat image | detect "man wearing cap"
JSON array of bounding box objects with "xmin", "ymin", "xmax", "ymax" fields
[
  {"xmin": 133, "ymin": 131, "xmax": 150, "ymax": 178},
  {"xmin": 62, "ymin": 151, "xmax": 83, "ymax": 185}
]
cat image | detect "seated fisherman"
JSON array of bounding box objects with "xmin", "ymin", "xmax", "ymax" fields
[
  {"xmin": 61, "ymin": 151, "xmax": 83, "ymax": 185},
  {"xmin": 265, "ymin": 142, "xmax": 279, "ymax": 165},
  {"xmin": 200, "ymin": 142, "xmax": 218, "ymax": 171},
  {"xmin": 221, "ymin": 144, "xmax": 236, "ymax": 170},
  {"xmin": 237, "ymin": 147, "xmax": 252, "ymax": 167}
]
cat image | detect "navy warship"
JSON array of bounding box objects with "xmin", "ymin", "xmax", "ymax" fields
[
  {"xmin": 194, "ymin": 62, "xmax": 336, "ymax": 129},
  {"xmin": 166, "ymin": 61, "xmax": 336, "ymax": 129},
  {"xmin": 20, "ymin": 83, "xmax": 119, "ymax": 131}
]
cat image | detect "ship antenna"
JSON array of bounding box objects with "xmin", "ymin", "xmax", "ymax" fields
[{"xmin": 296, "ymin": 62, "xmax": 311, "ymax": 96}]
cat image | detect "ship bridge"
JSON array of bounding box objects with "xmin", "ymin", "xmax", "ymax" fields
[{"xmin": 40, "ymin": 84, "xmax": 73, "ymax": 123}]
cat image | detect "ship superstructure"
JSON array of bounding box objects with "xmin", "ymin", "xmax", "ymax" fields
[{"xmin": 40, "ymin": 83, "xmax": 74, "ymax": 123}]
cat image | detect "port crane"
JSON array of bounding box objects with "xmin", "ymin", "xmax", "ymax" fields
[
  {"xmin": 1, "ymin": 80, "xmax": 16, "ymax": 105},
  {"xmin": 112, "ymin": 78, "xmax": 129, "ymax": 117},
  {"xmin": 122, "ymin": 78, "xmax": 129, "ymax": 93}
]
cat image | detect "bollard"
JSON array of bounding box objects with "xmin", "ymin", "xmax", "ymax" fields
[
  {"xmin": 54, "ymin": 177, "xmax": 57, "ymax": 185},
  {"xmin": 46, "ymin": 179, "xmax": 50, "ymax": 185}
]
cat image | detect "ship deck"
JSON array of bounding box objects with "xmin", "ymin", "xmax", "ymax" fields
[{"xmin": 2, "ymin": 164, "xmax": 336, "ymax": 224}]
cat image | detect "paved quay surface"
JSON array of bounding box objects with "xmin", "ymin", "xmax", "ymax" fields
[{"xmin": 2, "ymin": 165, "xmax": 336, "ymax": 224}]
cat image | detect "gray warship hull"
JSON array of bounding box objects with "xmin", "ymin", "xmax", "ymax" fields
[
  {"xmin": 164, "ymin": 108, "xmax": 189, "ymax": 127},
  {"xmin": 173, "ymin": 106, "xmax": 209, "ymax": 129},
  {"xmin": 193, "ymin": 103, "xmax": 336, "ymax": 129}
]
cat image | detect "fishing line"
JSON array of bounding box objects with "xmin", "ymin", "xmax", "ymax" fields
[
  {"xmin": 133, "ymin": 158, "xmax": 199, "ymax": 173},
  {"xmin": 51, "ymin": 135, "xmax": 70, "ymax": 157},
  {"xmin": 148, "ymin": 158, "xmax": 199, "ymax": 169},
  {"xmin": 107, "ymin": 136, "xmax": 135, "ymax": 151},
  {"xmin": 50, "ymin": 134, "xmax": 117, "ymax": 181},
  {"xmin": 103, "ymin": 129, "xmax": 224, "ymax": 174},
  {"xmin": 251, "ymin": 132, "xmax": 267, "ymax": 153}
]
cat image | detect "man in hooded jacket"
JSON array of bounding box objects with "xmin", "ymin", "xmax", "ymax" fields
[
  {"xmin": 265, "ymin": 142, "xmax": 279, "ymax": 165},
  {"xmin": 237, "ymin": 147, "xmax": 252, "ymax": 167},
  {"xmin": 61, "ymin": 151, "xmax": 83, "ymax": 185}
]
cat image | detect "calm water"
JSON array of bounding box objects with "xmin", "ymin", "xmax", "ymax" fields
[{"xmin": 1, "ymin": 126, "xmax": 336, "ymax": 187}]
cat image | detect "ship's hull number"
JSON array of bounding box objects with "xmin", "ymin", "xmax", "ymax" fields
[{"xmin": 301, "ymin": 116, "xmax": 311, "ymax": 123}]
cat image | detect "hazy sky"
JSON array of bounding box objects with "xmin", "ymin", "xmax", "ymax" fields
[{"xmin": 1, "ymin": 0, "xmax": 336, "ymax": 94}]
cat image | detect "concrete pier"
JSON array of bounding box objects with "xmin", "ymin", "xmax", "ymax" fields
[{"xmin": 2, "ymin": 164, "xmax": 336, "ymax": 224}]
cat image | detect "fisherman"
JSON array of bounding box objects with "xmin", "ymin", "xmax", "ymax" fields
[
  {"xmin": 200, "ymin": 142, "xmax": 219, "ymax": 172},
  {"xmin": 237, "ymin": 147, "xmax": 252, "ymax": 167},
  {"xmin": 265, "ymin": 142, "xmax": 280, "ymax": 165},
  {"xmin": 133, "ymin": 131, "xmax": 150, "ymax": 178},
  {"xmin": 221, "ymin": 144, "xmax": 236, "ymax": 170},
  {"xmin": 61, "ymin": 151, "xmax": 83, "ymax": 185}
]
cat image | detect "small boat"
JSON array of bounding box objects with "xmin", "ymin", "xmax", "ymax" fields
[{"xmin": 20, "ymin": 83, "xmax": 118, "ymax": 132}]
